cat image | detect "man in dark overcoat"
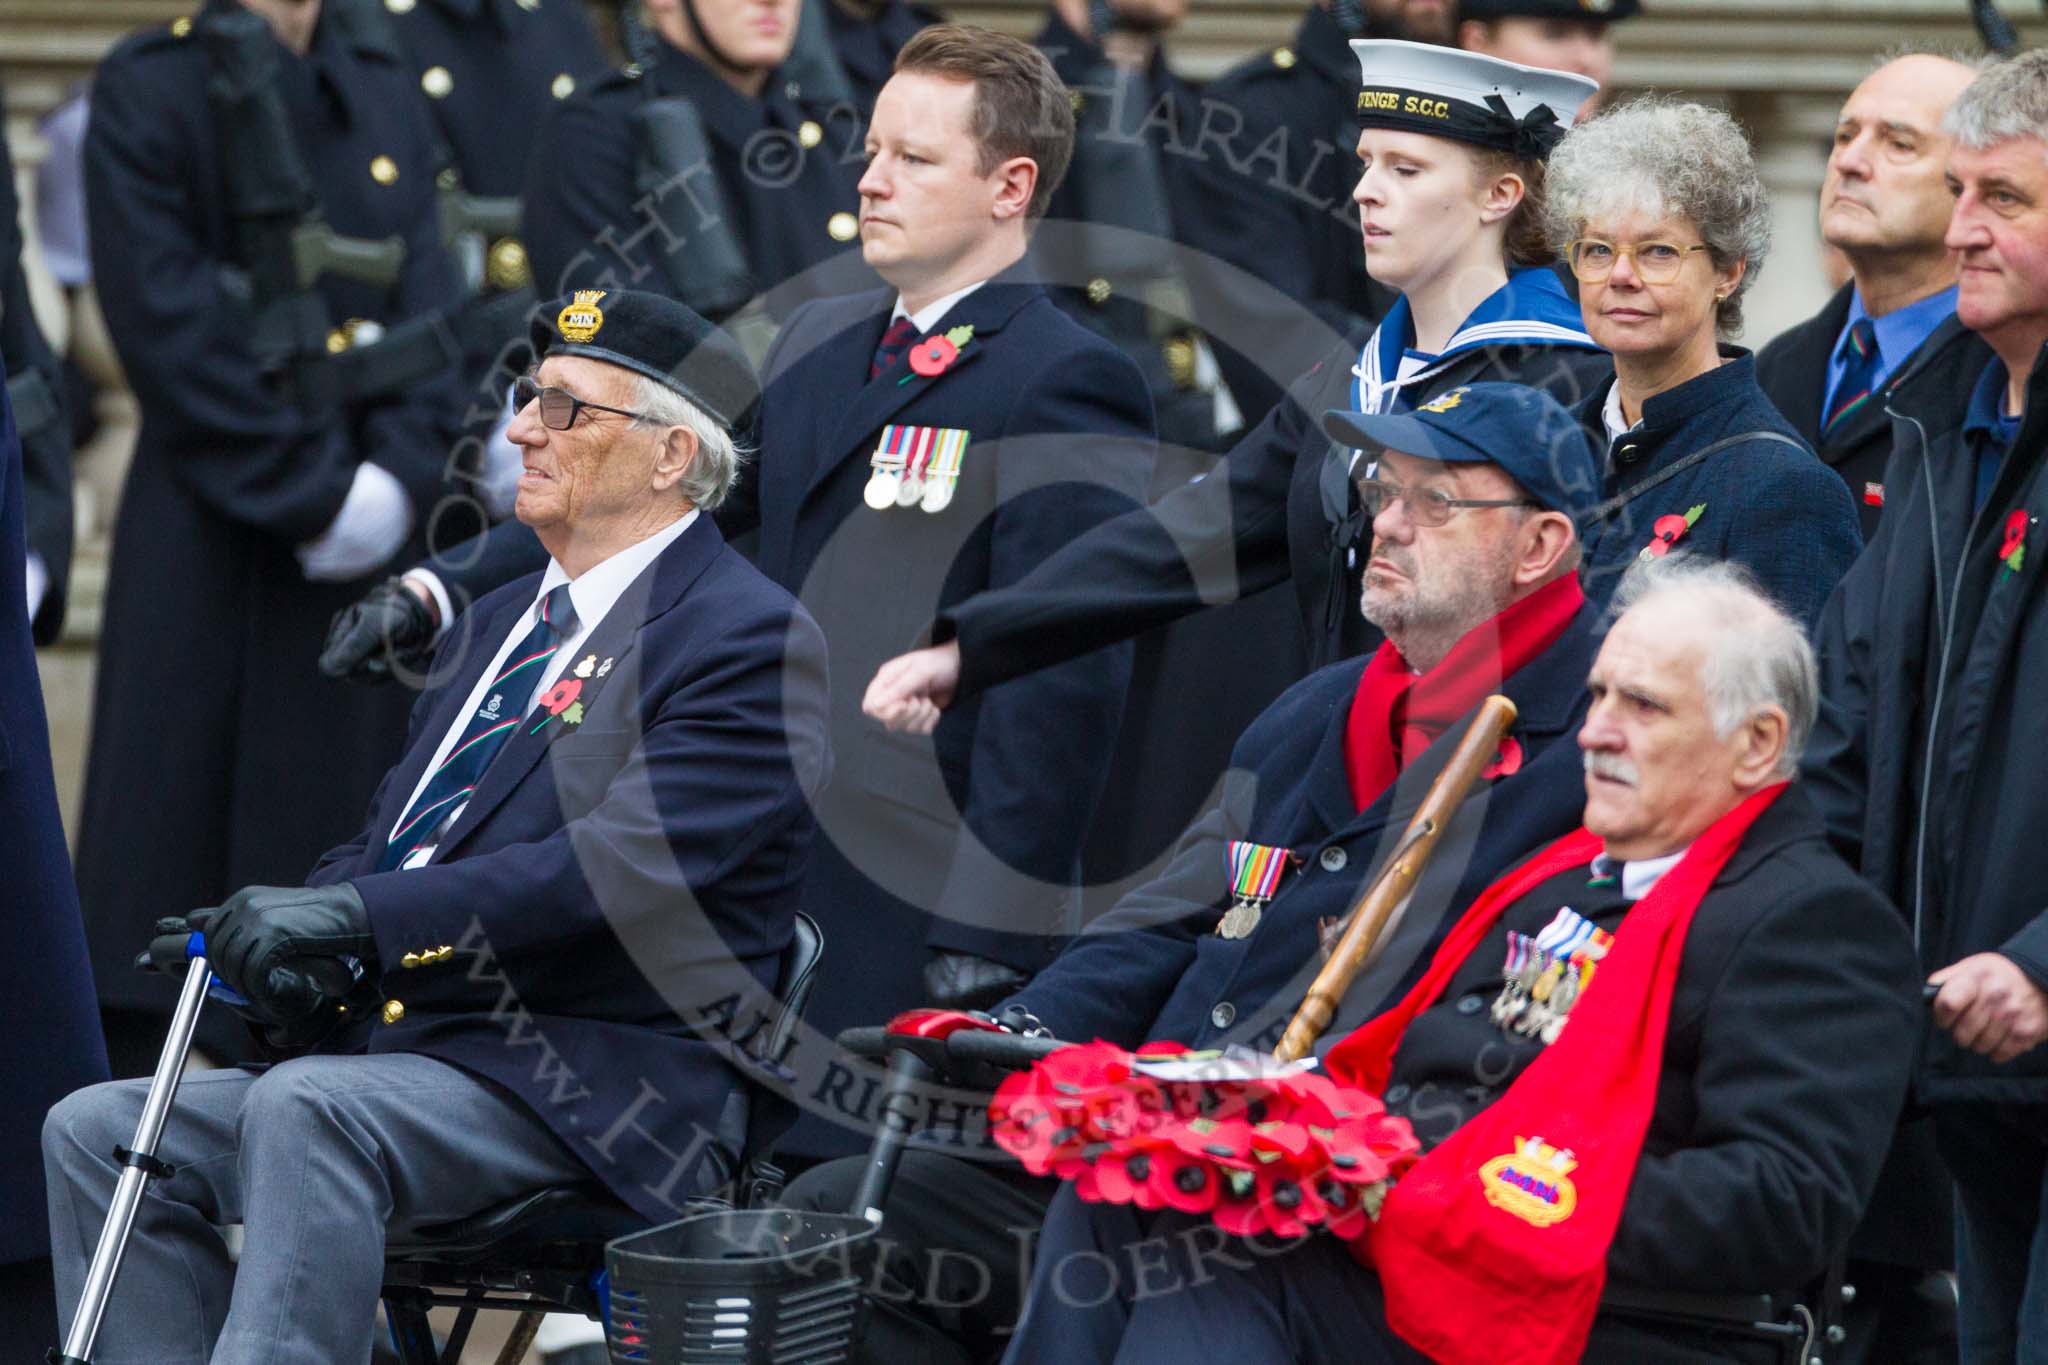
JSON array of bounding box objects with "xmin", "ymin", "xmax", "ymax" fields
[
  {"xmin": 1805, "ymin": 51, "xmax": 2048, "ymax": 1364},
  {"xmin": 784, "ymin": 382, "xmax": 1610, "ymax": 1364},
  {"xmin": 75, "ymin": 0, "xmax": 467, "ymax": 1071},
  {"xmin": 724, "ymin": 25, "xmax": 1153, "ymax": 1159},
  {"xmin": 0, "ymin": 376, "xmax": 108, "ymax": 1355},
  {"xmin": 1756, "ymin": 53, "xmax": 1981, "ymax": 543},
  {"xmin": 44, "ymin": 290, "xmax": 831, "ymax": 1363}
]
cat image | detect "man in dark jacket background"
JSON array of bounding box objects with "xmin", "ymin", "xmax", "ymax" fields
[
  {"xmin": 1756, "ymin": 52, "xmax": 1979, "ymax": 542},
  {"xmin": 1806, "ymin": 51, "xmax": 2048, "ymax": 1365}
]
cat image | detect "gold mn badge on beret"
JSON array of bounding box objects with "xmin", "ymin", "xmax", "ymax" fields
[{"xmin": 558, "ymin": 290, "xmax": 606, "ymax": 343}]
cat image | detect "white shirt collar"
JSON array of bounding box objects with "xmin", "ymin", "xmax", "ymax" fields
[
  {"xmin": 892, "ymin": 280, "xmax": 985, "ymax": 336},
  {"xmin": 535, "ymin": 507, "xmax": 698, "ymax": 637},
  {"xmin": 1601, "ymin": 382, "xmax": 1639, "ymax": 446},
  {"xmin": 1589, "ymin": 846, "xmax": 1690, "ymax": 902}
]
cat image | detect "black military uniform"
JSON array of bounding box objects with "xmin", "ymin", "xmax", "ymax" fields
[
  {"xmin": 822, "ymin": 0, "xmax": 937, "ymax": 114},
  {"xmin": 0, "ymin": 76, "xmax": 73, "ymax": 645},
  {"xmin": 522, "ymin": 31, "xmax": 867, "ymax": 309},
  {"xmin": 77, "ymin": 2, "xmax": 465, "ymax": 1070},
  {"xmin": 1180, "ymin": 5, "xmax": 1400, "ymax": 421},
  {"xmin": 1028, "ymin": 9, "xmax": 1304, "ymax": 893}
]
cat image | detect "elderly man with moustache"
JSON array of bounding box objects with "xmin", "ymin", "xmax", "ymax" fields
[
  {"xmin": 1808, "ymin": 50, "xmax": 2048, "ymax": 1364},
  {"xmin": 783, "ymin": 382, "xmax": 1612, "ymax": 1364},
  {"xmin": 1758, "ymin": 52, "xmax": 1985, "ymax": 540},
  {"xmin": 42, "ymin": 291, "xmax": 830, "ymax": 1364},
  {"xmin": 1006, "ymin": 560, "xmax": 1921, "ymax": 1365}
]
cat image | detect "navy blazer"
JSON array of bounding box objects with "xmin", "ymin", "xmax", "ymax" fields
[
  {"xmin": 1014, "ymin": 598, "xmax": 1602, "ymax": 1054},
  {"xmin": 307, "ymin": 516, "xmax": 830, "ymax": 1224},
  {"xmin": 1577, "ymin": 352, "xmax": 1862, "ymax": 632},
  {"xmin": 0, "ymin": 375, "xmax": 108, "ymax": 1263},
  {"xmin": 728, "ymin": 276, "xmax": 1152, "ymax": 1129}
]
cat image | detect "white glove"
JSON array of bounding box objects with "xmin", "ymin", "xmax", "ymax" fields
[
  {"xmin": 298, "ymin": 463, "xmax": 414, "ymax": 583},
  {"xmin": 24, "ymin": 552, "xmax": 47, "ymax": 619},
  {"xmin": 479, "ymin": 385, "xmax": 524, "ymax": 522}
]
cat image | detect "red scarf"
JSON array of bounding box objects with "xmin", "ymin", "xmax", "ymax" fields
[
  {"xmin": 1324, "ymin": 782, "xmax": 1789, "ymax": 1365},
  {"xmin": 1345, "ymin": 574, "xmax": 1584, "ymax": 810}
]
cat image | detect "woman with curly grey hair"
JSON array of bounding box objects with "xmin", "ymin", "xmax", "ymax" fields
[{"xmin": 1544, "ymin": 99, "xmax": 1862, "ymax": 631}]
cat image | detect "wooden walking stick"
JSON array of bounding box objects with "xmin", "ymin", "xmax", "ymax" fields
[{"xmin": 1273, "ymin": 694, "xmax": 1518, "ymax": 1062}]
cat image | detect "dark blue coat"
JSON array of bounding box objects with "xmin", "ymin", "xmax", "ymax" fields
[
  {"xmin": 1576, "ymin": 351, "xmax": 1863, "ymax": 632},
  {"xmin": 732, "ymin": 278, "xmax": 1152, "ymax": 1153},
  {"xmin": 0, "ymin": 375, "xmax": 108, "ymax": 1264},
  {"xmin": 77, "ymin": 5, "xmax": 467, "ymax": 1044},
  {"xmin": 1013, "ymin": 597, "xmax": 1602, "ymax": 1054},
  {"xmin": 378, "ymin": 0, "xmax": 610, "ymax": 199},
  {"xmin": 521, "ymin": 34, "xmax": 867, "ymax": 308},
  {"xmin": 308, "ymin": 515, "xmax": 830, "ymax": 1224},
  {"xmin": 823, "ymin": 0, "xmax": 936, "ymax": 115},
  {"xmin": 0, "ymin": 78, "xmax": 73, "ymax": 646}
]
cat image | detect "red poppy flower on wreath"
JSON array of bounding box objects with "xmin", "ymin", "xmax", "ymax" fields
[
  {"xmin": 1637, "ymin": 503, "xmax": 1707, "ymax": 562},
  {"xmin": 2000, "ymin": 509, "xmax": 2029, "ymax": 576},
  {"xmin": 538, "ymin": 677, "xmax": 583, "ymax": 715},
  {"xmin": 1481, "ymin": 735, "xmax": 1524, "ymax": 781}
]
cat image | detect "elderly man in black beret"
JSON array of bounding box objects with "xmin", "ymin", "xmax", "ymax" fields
[{"xmin": 43, "ymin": 290, "xmax": 832, "ymax": 1363}]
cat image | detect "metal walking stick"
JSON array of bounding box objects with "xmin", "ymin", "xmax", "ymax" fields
[{"xmin": 50, "ymin": 950, "xmax": 215, "ymax": 1365}]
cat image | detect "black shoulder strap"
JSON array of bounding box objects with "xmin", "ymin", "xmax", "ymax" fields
[{"xmin": 1582, "ymin": 430, "xmax": 1806, "ymax": 529}]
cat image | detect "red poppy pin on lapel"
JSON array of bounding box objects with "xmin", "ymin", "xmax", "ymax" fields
[
  {"xmin": 902, "ymin": 325, "xmax": 975, "ymax": 384},
  {"xmin": 1482, "ymin": 735, "xmax": 1524, "ymax": 781},
  {"xmin": 1638, "ymin": 503, "xmax": 1707, "ymax": 562},
  {"xmin": 2000, "ymin": 509, "xmax": 2030, "ymax": 582}
]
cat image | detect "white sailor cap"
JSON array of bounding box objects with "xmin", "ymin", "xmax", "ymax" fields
[{"xmin": 1350, "ymin": 40, "xmax": 1599, "ymax": 158}]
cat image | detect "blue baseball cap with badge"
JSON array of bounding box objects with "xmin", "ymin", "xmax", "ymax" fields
[{"xmin": 1323, "ymin": 383, "xmax": 1600, "ymax": 522}]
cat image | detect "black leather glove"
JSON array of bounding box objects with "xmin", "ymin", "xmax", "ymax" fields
[
  {"xmin": 203, "ymin": 884, "xmax": 377, "ymax": 1018},
  {"xmin": 923, "ymin": 950, "xmax": 1032, "ymax": 1012},
  {"xmin": 137, "ymin": 911, "xmax": 361, "ymax": 1034},
  {"xmin": 319, "ymin": 576, "xmax": 437, "ymax": 682}
]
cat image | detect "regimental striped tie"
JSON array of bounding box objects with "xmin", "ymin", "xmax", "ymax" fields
[
  {"xmin": 379, "ymin": 583, "xmax": 578, "ymax": 871},
  {"xmin": 1824, "ymin": 317, "xmax": 1881, "ymax": 436},
  {"xmin": 870, "ymin": 316, "xmax": 917, "ymax": 381}
]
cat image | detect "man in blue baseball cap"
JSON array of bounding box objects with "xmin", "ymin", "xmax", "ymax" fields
[{"xmin": 778, "ymin": 381, "xmax": 1610, "ymax": 1364}]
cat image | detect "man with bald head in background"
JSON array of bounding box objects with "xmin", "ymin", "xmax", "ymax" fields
[{"xmin": 1759, "ymin": 52, "xmax": 1984, "ymax": 541}]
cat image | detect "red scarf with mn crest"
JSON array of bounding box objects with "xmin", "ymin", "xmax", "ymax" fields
[
  {"xmin": 1323, "ymin": 782, "xmax": 1790, "ymax": 1365},
  {"xmin": 1345, "ymin": 574, "xmax": 1583, "ymax": 811}
]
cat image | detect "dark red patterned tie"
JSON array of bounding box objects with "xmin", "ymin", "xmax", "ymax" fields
[{"xmin": 870, "ymin": 316, "xmax": 917, "ymax": 381}]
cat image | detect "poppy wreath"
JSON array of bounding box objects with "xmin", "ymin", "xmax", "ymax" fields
[{"xmin": 989, "ymin": 1042, "xmax": 1420, "ymax": 1242}]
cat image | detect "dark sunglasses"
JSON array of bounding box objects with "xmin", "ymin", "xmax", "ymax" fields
[{"xmin": 512, "ymin": 376, "xmax": 655, "ymax": 431}]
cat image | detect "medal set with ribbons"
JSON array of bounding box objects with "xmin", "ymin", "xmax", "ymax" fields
[
  {"xmin": 865, "ymin": 423, "xmax": 971, "ymax": 514},
  {"xmin": 1215, "ymin": 840, "xmax": 1295, "ymax": 939},
  {"xmin": 1489, "ymin": 906, "xmax": 1612, "ymax": 1045}
]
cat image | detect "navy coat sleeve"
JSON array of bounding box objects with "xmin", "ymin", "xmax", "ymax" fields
[
  {"xmin": 1803, "ymin": 556, "xmax": 1881, "ymax": 870},
  {"xmin": 927, "ymin": 342, "xmax": 1152, "ymax": 964},
  {"xmin": 1005, "ymin": 759, "xmax": 1248, "ymax": 1045},
  {"xmin": 1715, "ymin": 446, "xmax": 1863, "ymax": 635},
  {"xmin": 346, "ymin": 594, "xmax": 830, "ymax": 962},
  {"xmin": 522, "ymin": 87, "xmax": 643, "ymax": 297},
  {"xmin": 1609, "ymin": 862, "xmax": 1919, "ymax": 1290},
  {"xmin": 945, "ymin": 354, "xmax": 1327, "ymax": 698},
  {"xmin": 84, "ymin": 50, "xmax": 359, "ymax": 544}
]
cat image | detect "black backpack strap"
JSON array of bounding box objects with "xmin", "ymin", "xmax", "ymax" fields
[{"xmin": 1582, "ymin": 429, "xmax": 1806, "ymax": 530}]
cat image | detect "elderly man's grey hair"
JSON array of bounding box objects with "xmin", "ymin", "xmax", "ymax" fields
[
  {"xmin": 625, "ymin": 373, "xmax": 750, "ymax": 511},
  {"xmin": 1543, "ymin": 99, "xmax": 1772, "ymax": 336},
  {"xmin": 1946, "ymin": 48, "xmax": 2048, "ymax": 152},
  {"xmin": 1611, "ymin": 557, "xmax": 1817, "ymax": 778}
]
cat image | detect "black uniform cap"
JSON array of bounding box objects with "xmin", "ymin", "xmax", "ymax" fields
[{"xmin": 530, "ymin": 289, "xmax": 758, "ymax": 432}]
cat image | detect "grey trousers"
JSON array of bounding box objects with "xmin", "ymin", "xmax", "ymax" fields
[{"xmin": 43, "ymin": 1052, "xmax": 597, "ymax": 1365}]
